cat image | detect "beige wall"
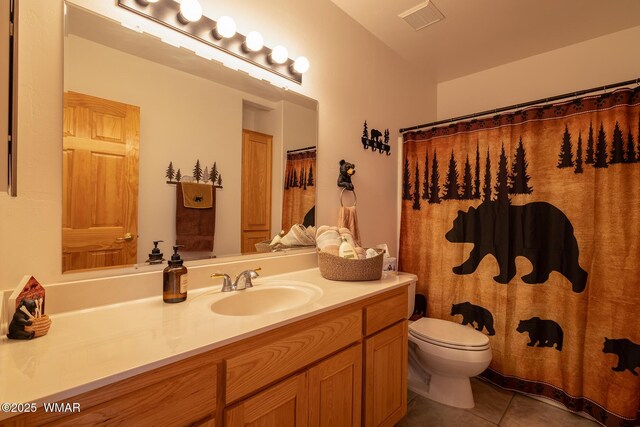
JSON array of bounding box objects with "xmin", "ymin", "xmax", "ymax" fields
[
  {"xmin": 437, "ymin": 25, "xmax": 640, "ymax": 120},
  {"xmin": 0, "ymin": 0, "xmax": 436, "ymax": 290}
]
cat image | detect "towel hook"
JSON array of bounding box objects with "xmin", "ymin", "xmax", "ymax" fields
[{"xmin": 340, "ymin": 188, "xmax": 357, "ymax": 208}]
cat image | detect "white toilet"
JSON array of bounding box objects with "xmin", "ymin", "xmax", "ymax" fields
[{"xmin": 406, "ymin": 282, "xmax": 492, "ymax": 409}]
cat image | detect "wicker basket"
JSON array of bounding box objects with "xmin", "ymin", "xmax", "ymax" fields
[
  {"xmin": 24, "ymin": 315, "xmax": 51, "ymax": 338},
  {"xmin": 317, "ymin": 249, "xmax": 384, "ymax": 281}
]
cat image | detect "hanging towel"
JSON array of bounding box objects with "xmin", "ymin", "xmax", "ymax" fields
[
  {"xmin": 338, "ymin": 206, "xmax": 361, "ymax": 247},
  {"xmin": 181, "ymin": 182, "xmax": 213, "ymax": 208},
  {"xmin": 176, "ymin": 183, "xmax": 215, "ymax": 251}
]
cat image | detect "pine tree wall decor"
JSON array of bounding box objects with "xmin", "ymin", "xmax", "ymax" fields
[
  {"xmin": 164, "ymin": 160, "xmax": 223, "ymax": 188},
  {"xmin": 361, "ymin": 120, "xmax": 391, "ymax": 155}
]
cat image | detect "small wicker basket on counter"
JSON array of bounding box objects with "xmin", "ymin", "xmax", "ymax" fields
[
  {"xmin": 317, "ymin": 249, "xmax": 384, "ymax": 281},
  {"xmin": 24, "ymin": 315, "xmax": 52, "ymax": 338}
]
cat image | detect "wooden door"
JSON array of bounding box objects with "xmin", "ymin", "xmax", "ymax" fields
[
  {"xmin": 308, "ymin": 344, "xmax": 362, "ymax": 427},
  {"xmin": 364, "ymin": 321, "xmax": 408, "ymax": 427},
  {"xmin": 241, "ymin": 129, "xmax": 272, "ymax": 253},
  {"xmin": 225, "ymin": 373, "xmax": 308, "ymax": 427},
  {"xmin": 62, "ymin": 92, "xmax": 139, "ymax": 272}
]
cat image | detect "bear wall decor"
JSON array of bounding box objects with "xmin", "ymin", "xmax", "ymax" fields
[
  {"xmin": 361, "ymin": 121, "xmax": 391, "ymax": 155},
  {"xmin": 337, "ymin": 160, "xmax": 356, "ymax": 191}
]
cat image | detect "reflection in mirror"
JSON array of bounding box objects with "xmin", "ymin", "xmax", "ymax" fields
[{"xmin": 62, "ymin": 3, "xmax": 318, "ymax": 273}]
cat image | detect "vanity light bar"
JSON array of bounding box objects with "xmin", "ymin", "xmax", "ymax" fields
[{"xmin": 118, "ymin": 0, "xmax": 307, "ymax": 84}]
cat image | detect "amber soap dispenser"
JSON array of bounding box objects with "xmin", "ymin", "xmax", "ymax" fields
[{"xmin": 163, "ymin": 245, "xmax": 188, "ymax": 303}]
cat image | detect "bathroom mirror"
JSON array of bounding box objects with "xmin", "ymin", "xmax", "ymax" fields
[{"xmin": 62, "ymin": 3, "xmax": 318, "ymax": 273}]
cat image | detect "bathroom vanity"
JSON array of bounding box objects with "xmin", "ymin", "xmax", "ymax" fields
[{"xmin": 0, "ymin": 269, "xmax": 415, "ymax": 426}]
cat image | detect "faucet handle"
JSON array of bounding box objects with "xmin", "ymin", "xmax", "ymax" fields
[
  {"xmin": 235, "ymin": 268, "xmax": 261, "ymax": 289},
  {"xmin": 211, "ymin": 273, "xmax": 234, "ymax": 292}
]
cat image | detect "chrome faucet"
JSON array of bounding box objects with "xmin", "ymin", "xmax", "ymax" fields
[{"xmin": 211, "ymin": 268, "xmax": 261, "ymax": 292}]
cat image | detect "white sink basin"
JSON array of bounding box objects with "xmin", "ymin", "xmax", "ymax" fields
[{"xmin": 210, "ymin": 281, "xmax": 322, "ymax": 316}]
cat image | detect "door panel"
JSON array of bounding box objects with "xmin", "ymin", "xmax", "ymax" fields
[
  {"xmin": 241, "ymin": 129, "xmax": 272, "ymax": 253},
  {"xmin": 309, "ymin": 344, "xmax": 362, "ymax": 427},
  {"xmin": 225, "ymin": 373, "xmax": 308, "ymax": 427},
  {"xmin": 62, "ymin": 92, "xmax": 139, "ymax": 272}
]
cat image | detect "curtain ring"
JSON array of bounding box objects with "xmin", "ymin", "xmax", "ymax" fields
[{"xmin": 340, "ymin": 188, "xmax": 357, "ymax": 207}]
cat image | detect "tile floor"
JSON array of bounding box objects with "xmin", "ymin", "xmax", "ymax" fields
[{"xmin": 397, "ymin": 378, "xmax": 599, "ymax": 427}]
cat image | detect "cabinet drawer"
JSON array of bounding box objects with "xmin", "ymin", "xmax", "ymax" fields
[
  {"xmin": 364, "ymin": 287, "xmax": 407, "ymax": 336},
  {"xmin": 52, "ymin": 363, "xmax": 217, "ymax": 426},
  {"xmin": 226, "ymin": 310, "xmax": 362, "ymax": 404}
]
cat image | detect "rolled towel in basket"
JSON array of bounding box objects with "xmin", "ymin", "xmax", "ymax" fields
[{"xmin": 279, "ymin": 224, "xmax": 316, "ymax": 247}]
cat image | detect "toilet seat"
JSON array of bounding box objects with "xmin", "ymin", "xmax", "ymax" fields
[{"xmin": 409, "ymin": 318, "xmax": 490, "ymax": 351}]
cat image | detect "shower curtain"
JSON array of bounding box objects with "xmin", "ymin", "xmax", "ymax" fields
[
  {"xmin": 400, "ymin": 87, "xmax": 640, "ymax": 427},
  {"xmin": 282, "ymin": 149, "xmax": 316, "ymax": 233}
]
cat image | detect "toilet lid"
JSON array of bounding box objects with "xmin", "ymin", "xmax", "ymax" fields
[{"xmin": 409, "ymin": 318, "xmax": 490, "ymax": 349}]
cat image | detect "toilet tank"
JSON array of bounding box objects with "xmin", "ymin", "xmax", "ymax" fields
[{"xmin": 407, "ymin": 281, "xmax": 416, "ymax": 319}]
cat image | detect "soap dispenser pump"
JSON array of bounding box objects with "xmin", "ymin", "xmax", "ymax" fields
[
  {"xmin": 163, "ymin": 245, "xmax": 188, "ymax": 303},
  {"xmin": 146, "ymin": 240, "xmax": 165, "ymax": 265}
]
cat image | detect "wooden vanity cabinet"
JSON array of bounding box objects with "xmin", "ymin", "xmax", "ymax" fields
[
  {"xmin": 3, "ymin": 285, "xmax": 409, "ymax": 427},
  {"xmin": 363, "ymin": 290, "xmax": 409, "ymax": 427}
]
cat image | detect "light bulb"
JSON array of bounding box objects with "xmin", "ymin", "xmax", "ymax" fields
[
  {"xmin": 216, "ymin": 16, "xmax": 236, "ymax": 38},
  {"xmin": 178, "ymin": 0, "xmax": 202, "ymax": 23},
  {"xmin": 293, "ymin": 56, "xmax": 310, "ymax": 74},
  {"xmin": 270, "ymin": 45, "xmax": 288, "ymax": 64},
  {"xmin": 244, "ymin": 31, "xmax": 264, "ymax": 52}
]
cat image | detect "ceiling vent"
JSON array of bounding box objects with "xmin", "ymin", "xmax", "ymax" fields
[{"xmin": 399, "ymin": 1, "xmax": 445, "ymax": 31}]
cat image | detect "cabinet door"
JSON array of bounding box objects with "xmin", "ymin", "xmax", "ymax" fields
[
  {"xmin": 308, "ymin": 344, "xmax": 362, "ymax": 427},
  {"xmin": 225, "ymin": 373, "xmax": 308, "ymax": 427},
  {"xmin": 364, "ymin": 321, "xmax": 407, "ymax": 427}
]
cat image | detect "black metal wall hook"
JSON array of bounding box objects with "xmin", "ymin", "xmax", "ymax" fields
[{"xmin": 361, "ymin": 121, "xmax": 391, "ymax": 156}]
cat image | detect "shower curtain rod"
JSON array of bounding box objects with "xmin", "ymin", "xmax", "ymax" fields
[
  {"xmin": 399, "ymin": 77, "xmax": 640, "ymax": 134},
  {"xmin": 286, "ymin": 146, "xmax": 316, "ymax": 154}
]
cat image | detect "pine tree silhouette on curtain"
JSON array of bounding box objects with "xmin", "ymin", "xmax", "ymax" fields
[
  {"xmin": 637, "ymin": 115, "xmax": 640, "ymax": 162},
  {"xmin": 307, "ymin": 164, "xmax": 314, "ymax": 186},
  {"xmin": 443, "ymin": 150, "xmax": 461, "ymax": 200},
  {"xmin": 482, "ymin": 149, "xmax": 492, "ymax": 202},
  {"xmin": 461, "ymin": 155, "xmax": 474, "ymax": 199},
  {"xmin": 422, "ymin": 151, "xmax": 429, "ymax": 200},
  {"xmin": 585, "ymin": 120, "xmax": 595, "ymax": 164},
  {"xmin": 402, "ymin": 158, "xmax": 412, "ymax": 200},
  {"xmin": 284, "ymin": 169, "xmax": 290, "ymax": 190},
  {"xmin": 594, "ymin": 123, "xmax": 609, "ymax": 168},
  {"xmin": 292, "ymin": 169, "xmax": 298, "ymax": 186},
  {"xmin": 494, "ymin": 144, "xmax": 510, "ymax": 204},
  {"xmin": 299, "ymin": 167, "xmax": 305, "ymax": 188},
  {"xmin": 473, "ymin": 143, "xmax": 481, "ymax": 199},
  {"xmin": 610, "ymin": 121, "xmax": 625, "ymax": 164},
  {"xmin": 428, "ymin": 150, "xmax": 441, "ymax": 204},
  {"xmin": 412, "ymin": 162, "xmax": 421, "ymax": 210},
  {"xmin": 557, "ymin": 125, "xmax": 574, "ymax": 168},
  {"xmin": 575, "ymin": 132, "xmax": 584, "ymax": 174},
  {"xmin": 302, "ymin": 168, "xmax": 307, "ymax": 190},
  {"xmin": 627, "ymin": 129, "xmax": 637, "ymax": 163},
  {"xmin": 508, "ymin": 137, "xmax": 533, "ymax": 194}
]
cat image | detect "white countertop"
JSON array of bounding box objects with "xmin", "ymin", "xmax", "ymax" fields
[{"xmin": 0, "ymin": 268, "xmax": 416, "ymax": 418}]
